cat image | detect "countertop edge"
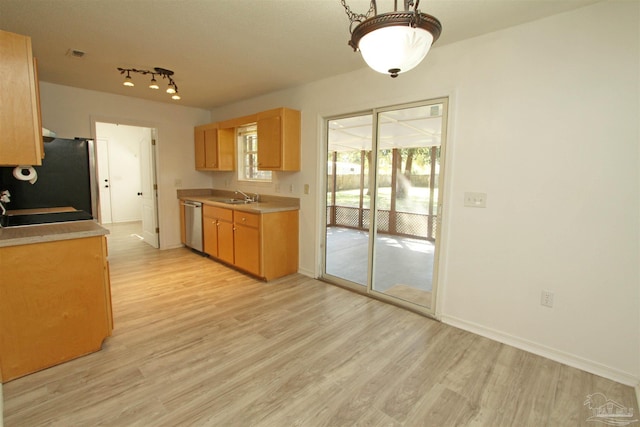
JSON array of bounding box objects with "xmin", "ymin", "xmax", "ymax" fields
[
  {"xmin": 0, "ymin": 220, "xmax": 110, "ymax": 248},
  {"xmin": 179, "ymin": 196, "xmax": 300, "ymax": 214}
]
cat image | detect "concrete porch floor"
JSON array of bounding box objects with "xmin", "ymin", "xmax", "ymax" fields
[{"xmin": 325, "ymin": 226, "xmax": 434, "ymax": 307}]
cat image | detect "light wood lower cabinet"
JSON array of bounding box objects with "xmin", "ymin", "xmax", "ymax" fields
[
  {"xmin": 233, "ymin": 211, "xmax": 261, "ymax": 275},
  {"xmin": 0, "ymin": 235, "xmax": 113, "ymax": 383},
  {"xmin": 201, "ymin": 206, "xmax": 299, "ymax": 280},
  {"xmin": 203, "ymin": 205, "xmax": 234, "ymax": 264}
]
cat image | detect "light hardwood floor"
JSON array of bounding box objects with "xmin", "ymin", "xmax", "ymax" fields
[{"xmin": 3, "ymin": 222, "xmax": 638, "ymax": 426}]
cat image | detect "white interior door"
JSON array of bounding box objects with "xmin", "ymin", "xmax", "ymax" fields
[
  {"xmin": 96, "ymin": 138, "xmax": 113, "ymax": 224},
  {"xmin": 140, "ymin": 129, "xmax": 159, "ymax": 248}
]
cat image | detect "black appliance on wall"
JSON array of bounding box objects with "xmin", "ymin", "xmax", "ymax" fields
[{"xmin": 0, "ymin": 138, "xmax": 98, "ymax": 226}]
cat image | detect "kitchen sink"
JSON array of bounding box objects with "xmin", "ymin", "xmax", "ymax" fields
[{"xmin": 220, "ymin": 199, "xmax": 253, "ymax": 205}]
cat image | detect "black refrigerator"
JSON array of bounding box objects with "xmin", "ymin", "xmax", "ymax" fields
[{"xmin": 0, "ymin": 138, "xmax": 97, "ymax": 225}]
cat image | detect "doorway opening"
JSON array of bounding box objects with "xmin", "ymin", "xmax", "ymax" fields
[
  {"xmin": 94, "ymin": 121, "xmax": 160, "ymax": 249},
  {"xmin": 323, "ymin": 98, "xmax": 448, "ymax": 315}
]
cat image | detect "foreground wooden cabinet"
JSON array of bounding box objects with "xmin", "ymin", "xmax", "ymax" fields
[
  {"xmin": 194, "ymin": 123, "xmax": 235, "ymax": 171},
  {"xmin": 0, "ymin": 30, "xmax": 43, "ymax": 166},
  {"xmin": 0, "ymin": 235, "xmax": 113, "ymax": 382}
]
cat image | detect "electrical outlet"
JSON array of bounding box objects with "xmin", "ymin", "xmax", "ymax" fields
[
  {"xmin": 174, "ymin": 178, "xmax": 182, "ymax": 187},
  {"xmin": 275, "ymin": 184, "xmax": 281, "ymax": 193},
  {"xmin": 541, "ymin": 290, "xmax": 554, "ymax": 308},
  {"xmin": 304, "ymin": 184, "xmax": 310, "ymax": 195},
  {"xmin": 464, "ymin": 192, "xmax": 487, "ymax": 208},
  {"xmin": 289, "ymin": 184, "xmax": 294, "ymax": 193}
]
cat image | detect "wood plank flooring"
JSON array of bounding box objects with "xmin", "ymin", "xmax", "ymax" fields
[{"xmin": 3, "ymin": 222, "xmax": 638, "ymax": 426}]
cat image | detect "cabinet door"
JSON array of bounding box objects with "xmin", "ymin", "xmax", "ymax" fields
[
  {"xmin": 257, "ymin": 108, "xmax": 300, "ymax": 171},
  {"xmin": 204, "ymin": 128, "xmax": 219, "ymax": 169},
  {"xmin": 217, "ymin": 127, "xmax": 235, "ymax": 171},
  {"xmin": 217, "ymin": 220, "xmax": 234, "ymax": 264},
  {"xmin": 0, "ymin": 237, "xmax": 111, "ymax": 382},
  {"xmin": 234, "ymin": 212, "xmax": 260, "ymax": 275},
  {"xmin": 0, "ymin": 30, "xmax": 43, "ymax": 166},
  {"xmin": 203, "ymin": 216, "xmax": 218, "ymax": 257},
  {"xmin": 257, "ymin": 114, "xmax": 282, "ymax": 170},
  {"xmin": 194, "ymin": 128, "xmax": 206, "ymax": 170}
]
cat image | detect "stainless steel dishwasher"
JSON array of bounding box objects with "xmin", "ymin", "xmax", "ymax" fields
[{"xmin": 183, "ymin": 200, "xmax": 203, "ymax": 252}]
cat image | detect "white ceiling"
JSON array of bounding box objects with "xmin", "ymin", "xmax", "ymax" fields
[{"xmin": 0, "ymin": 0, "xmax": 601, "ymax": 110}]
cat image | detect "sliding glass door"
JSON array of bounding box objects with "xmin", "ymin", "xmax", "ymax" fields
[
  {"xmin": 325, "ymin": 114, "xmax": 373, "ymax": 287},
  {"xmin": 324, "ymin": 99, "xmax": 448, "ymax": 314}
]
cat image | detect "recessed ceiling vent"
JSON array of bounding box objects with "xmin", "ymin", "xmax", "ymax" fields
[{"xmin": 66, "ymin": 49, "xmax": 86, "ymax": 58}]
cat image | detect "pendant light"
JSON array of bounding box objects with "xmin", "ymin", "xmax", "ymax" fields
[{"xmin": 342, "ymin": 0, "xmax": 442, "ymax": 78}]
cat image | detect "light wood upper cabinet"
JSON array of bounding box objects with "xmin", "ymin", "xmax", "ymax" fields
[
  {"xmin": 257, "ymin": 107, "xmax": 300, "ymax": 171},
  {"xmin": 0, "ymin": 30, "xmax": 43, "ymax": 166},
  {"xmin": 194, "ymin": 123, "xmax": 235, "ymax": 171}
]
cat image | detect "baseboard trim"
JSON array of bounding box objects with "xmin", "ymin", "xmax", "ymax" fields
[
  {"xmin": 297, "ymin": 267, "xmax": 315, "ymax": 278},
  {"xmin": 441, "ymin": 314, "xmax": 639, "ymax": 387}
]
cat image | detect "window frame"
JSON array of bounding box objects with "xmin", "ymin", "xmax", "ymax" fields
[{"xmin": 236, "ymin": 124, "xmax": 272, "ymax": 182}]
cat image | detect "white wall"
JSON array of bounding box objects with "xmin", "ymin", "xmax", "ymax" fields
[
  {"xmin": 209, "ymin": 1, "xmax": 639, "ymax": 386},
  {"xmin": 38, "ymin": 83, "xmax": 212, "ymax": 248}
]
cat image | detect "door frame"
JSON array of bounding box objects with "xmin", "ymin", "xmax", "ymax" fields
[
  {"xmin": 320, "ymin": 97, "xmax": 450, "ymax": 318},
  {"xmin": 91, "ymin": 116, "xmax": 161, "ymax": 248}
]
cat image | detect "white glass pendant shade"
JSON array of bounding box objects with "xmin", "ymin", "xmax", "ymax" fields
[{"xmin": 358, "ymin": 25, "xmax": 433, "ymax": 76}]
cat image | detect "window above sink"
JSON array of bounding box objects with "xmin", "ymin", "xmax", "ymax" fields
[{"xmin": 237, "ymin": 123, "xmax": 272, "ymax": 183}]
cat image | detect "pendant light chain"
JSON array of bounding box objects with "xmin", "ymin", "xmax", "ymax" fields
[{"xmin": 341, "ymin": 0, "xmax": 376, "ymax": 32}]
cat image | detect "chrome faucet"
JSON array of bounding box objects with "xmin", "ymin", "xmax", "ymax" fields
[{"xmin": 235, "ymin": 190, "xmax": 254, "ymax": 202}]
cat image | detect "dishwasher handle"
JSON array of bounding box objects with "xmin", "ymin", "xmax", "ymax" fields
[{"xmin": 183, "ymin": 201, "xmax": 202, "ymax": 208}]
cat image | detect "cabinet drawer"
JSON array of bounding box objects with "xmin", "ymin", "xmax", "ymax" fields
[
  {"xmin": 203, "ymin": 205, "xmax": 233, "ymax": 221},
  {"xmin": 234, "ymin": 211, "xmax": 259, "ymax": 228}
]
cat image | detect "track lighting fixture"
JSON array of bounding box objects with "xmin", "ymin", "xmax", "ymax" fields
[{"xmin": 117, "ymin": 67, "xmax": 181, "ymax": 100}]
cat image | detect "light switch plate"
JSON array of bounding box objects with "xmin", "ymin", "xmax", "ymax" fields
[{"xmin": 464, "ymin": 192, "xmax": 487, "ymax": 208}]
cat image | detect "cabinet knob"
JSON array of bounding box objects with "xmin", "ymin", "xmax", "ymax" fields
[{"xmin": 242, "ymin": 217, "xmax": 246, "ymax": 222}]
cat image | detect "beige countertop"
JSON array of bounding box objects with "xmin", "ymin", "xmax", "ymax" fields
[
  {"xmin": 0, "ymin": 220, "xmax": 109, "ymax": 248},
  {"xmin": 177, "ymin": 189, "xmax": 299, "ymax": 214}
]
